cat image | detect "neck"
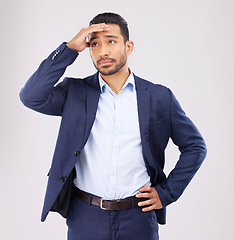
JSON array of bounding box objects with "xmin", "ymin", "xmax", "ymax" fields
[{"xmin": 100, "ymin": 64, "xmax": 130, "ymax": 94}]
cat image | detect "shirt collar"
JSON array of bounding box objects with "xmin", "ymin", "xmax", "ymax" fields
[{"xmin": 98, "ymin": 70, "xmax": 135, "ymax": 94}]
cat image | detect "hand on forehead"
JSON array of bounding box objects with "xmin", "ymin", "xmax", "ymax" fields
[{"xmin": 88, "ymin": 23, "xmax": 110, "ymax": 41}]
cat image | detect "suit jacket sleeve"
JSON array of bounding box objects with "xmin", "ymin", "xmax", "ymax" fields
[
  {"xmin": 19, "ymin": 42, "xmax": 78, "ymax": 116},
  {"xmin": 154, "ymin": 89, "xmax": 207, "ymax": 207}
]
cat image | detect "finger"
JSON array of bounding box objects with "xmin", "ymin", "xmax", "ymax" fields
[
  {"xmin": 90, "ymin": 23, "xmax": 106, "ymax": 27},
  {"xmin": 142, "ymin": 205, "xmax": 155, "ymax": 212},
  {"xmin": 90, "ymin": 25, "xmax": 109, "ymax": 31},
  {"xmin": 87, "ymin": 23, "xmax": 106, "ymax": 31},
  {"xmin": 135, "ymin": 192, "xmax": 151, "ymax": 198},
  {"xmin": 90, "ymin": 27, "xmax": 109, "ymax": 33},
  {"xmin": 86, "ymin": 26, "xmax": 110, "ymax": 39},
  {"xmin": 102, "ymin": 27, "xmax": 110, "ymax": 32},
  {"xmin": 139, "ymin": 186, "xmax": 152, "ymax": 192},
  {"xmin": 88, "ymin": 23, "xmax": 109, "ymax": 32},
  {"xmin": 138, "ymin": 199, "xmax": 153, "ymax": 207}
]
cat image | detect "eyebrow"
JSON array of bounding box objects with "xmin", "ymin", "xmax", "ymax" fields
[{"xmin": 89, "ymin": 35, "xmax": 119, "ymax": 42}]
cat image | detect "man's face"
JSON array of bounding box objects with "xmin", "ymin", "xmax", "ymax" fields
[{"xmin": 89, "ymin": 24, "xmax": 129, "ymax": 76}]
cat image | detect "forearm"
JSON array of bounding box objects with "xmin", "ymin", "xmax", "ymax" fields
[
  {"xmin": 155, "ymin": 89, "xmax": 207, "ymax": 207},
  {"xmin": 155, "ymin": 148, "xmax": 206, "ymax": 207},
  {"xmin": 19, "ymin": 42, "xmax": 78, "ymax": 114}
]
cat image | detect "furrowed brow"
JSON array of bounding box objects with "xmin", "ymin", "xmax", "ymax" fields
[
  {"xmin": 89, "ymin": 35, "xmax": 118, "ymax": 42},
  {"xmin": 104, "ymin": 35, "xmax": 118, "ymax": 39},
  {"xmin": 89, "ymin": 36, "xmax": 98, "ymax": 42}
]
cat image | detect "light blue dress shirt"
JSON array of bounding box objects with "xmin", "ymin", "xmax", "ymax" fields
[{"xmin": 74, "ymin": 71, "xmax": 151, "ymax": 200}]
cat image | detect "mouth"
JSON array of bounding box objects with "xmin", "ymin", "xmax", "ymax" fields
[
  {"xmin": 98, "ymin": 58, "xmax": 114, "ymax": 67},
  {"xmin": 99, "ymin": 61, "xmax": 113, "ymax": 67}
]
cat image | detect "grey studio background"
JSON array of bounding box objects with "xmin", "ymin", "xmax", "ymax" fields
[{"xmin": 1, "ymin": 0, "xmax": 233, "ymax": 239}]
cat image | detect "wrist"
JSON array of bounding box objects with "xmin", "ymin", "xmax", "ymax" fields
[{"xmin": 66, "ymin": 42, "xmax": 79, "ymax": 52}]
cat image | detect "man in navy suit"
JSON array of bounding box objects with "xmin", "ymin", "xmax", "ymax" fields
[{"xmin": 20, "ymin": 12, "xmax": 206, "ymax": 240}]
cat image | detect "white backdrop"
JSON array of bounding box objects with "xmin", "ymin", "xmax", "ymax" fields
[{"xmin": 1, "ymin": 0, "xmax": 233, "ymax": 239}]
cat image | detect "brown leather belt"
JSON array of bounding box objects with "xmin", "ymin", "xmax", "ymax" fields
[{"xmin": 74, "ymin": 187, "xmax": 148, "ymax": 211}]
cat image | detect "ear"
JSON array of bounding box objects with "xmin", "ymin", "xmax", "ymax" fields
[{"xmin": 125, "ymin": 40, "xmax": 134, "ymax": 55}]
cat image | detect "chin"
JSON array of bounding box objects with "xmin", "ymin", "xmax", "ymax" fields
[
  {"xmin": 99, "ymin": 72, "xmax": 114, "ymax": 76},
  {"xmin": 100, "ymin": 70, "xmax": 118, "ymax": 76},
  {"xmin": 98, "ymin": 67, "xmax": 116, "ymax": 76}
]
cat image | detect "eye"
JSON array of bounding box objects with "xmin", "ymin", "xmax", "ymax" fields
[
  {"xmin": 91, "ymin": 42, "xmax": 99, "ymax": 48},
  {"xmin": 109, "ymin": 40, "xmax": 115, "ymax": 45}
]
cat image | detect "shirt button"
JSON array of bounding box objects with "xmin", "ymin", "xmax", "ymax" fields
[
  {"xmin": 75, "ymin": 151, "xmax": 80, "ymax": 156},
  {"xmin": 111, "ymin": 172, "xmax": 115, "ymax": 176},
  {"xmin": 60, "ymin": 176, "xmax": 67, "ymax": 182}
]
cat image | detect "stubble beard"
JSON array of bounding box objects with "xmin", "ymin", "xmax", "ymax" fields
[{"xmin": 93, "ymin": 54, "xmax": 127, "ymax": 76}]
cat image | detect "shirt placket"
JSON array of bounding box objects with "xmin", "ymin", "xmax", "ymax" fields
[{"xmin": 108, "ymin": 94, "xmax": 121, "ymax": 199}]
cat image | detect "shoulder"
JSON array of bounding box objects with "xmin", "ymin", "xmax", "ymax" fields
[
  {"xmin": 133, "ymin": 74, "xmax": 171, "ymax": 96},
  {"xmin": 65, "ymin": 72, "xmax": 99, "ymax": 88},
  {"xmin": 66, "ymin": 73, "xmax": 96, "ymax": 83}
]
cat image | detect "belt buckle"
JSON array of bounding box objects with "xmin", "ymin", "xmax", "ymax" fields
[{"xmin": 100, "ymin": 198, "xmax": 109, "ymax": 210}]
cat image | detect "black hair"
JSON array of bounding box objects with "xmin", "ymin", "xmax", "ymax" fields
[{"xmin": 89, "ymin": 12, "xmax": 129, "ymax": 43}]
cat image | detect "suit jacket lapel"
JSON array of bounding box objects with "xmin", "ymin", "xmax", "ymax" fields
[
  {"xmin": 84, "ymin": 72, "xmax": 101, "ymax": 144},
  {"xmin": 134, "ymin": 74, "xmax": 157, "ymax": 179},
  {"xmin": 134, "ymin": 74, "xmax": 150, "ymax": 153}
]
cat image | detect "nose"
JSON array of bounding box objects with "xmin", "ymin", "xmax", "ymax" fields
[{"xmin": 99, "ymin": 45, "xmax": 109, "ymax": 57}]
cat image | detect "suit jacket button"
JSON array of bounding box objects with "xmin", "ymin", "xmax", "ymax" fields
[
  {"xmin": 75, "ymin": 151, "xmax": 80, "ymax": 156},
  {"xmin": 60, "ymin": 176, "xmax": 67, "ymax": 182}
]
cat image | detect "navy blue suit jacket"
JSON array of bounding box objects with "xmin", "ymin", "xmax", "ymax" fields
[{"xmin": 20, "ymin": 42, "xmax": 207, "ymax": 225}]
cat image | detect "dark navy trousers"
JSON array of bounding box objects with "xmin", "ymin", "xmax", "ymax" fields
[{"xmin": 66, "ymin": 196, "xmax": 159, "ymax": 240}]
